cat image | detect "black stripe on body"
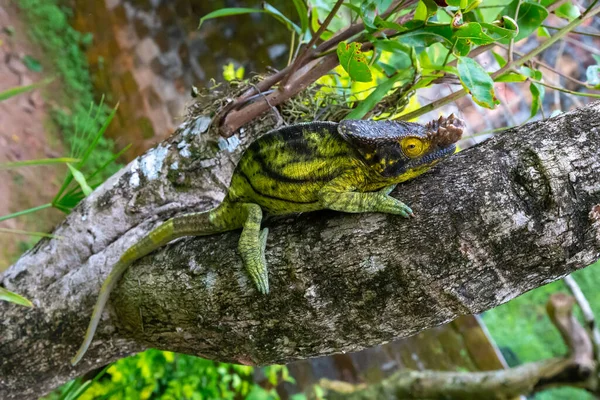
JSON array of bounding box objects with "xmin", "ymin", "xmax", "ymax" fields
[
  {"xmin": 228, "ymin": 122, "xmax": 365, "ymax": 214},
  {"xmin": 238, "ymin": 170, "xmax": 319, "ymax": 205}
]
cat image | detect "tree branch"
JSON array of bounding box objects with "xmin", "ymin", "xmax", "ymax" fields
[{"xmin": 1, "ymin": 98, "xmax": 600, "ymax": 399}]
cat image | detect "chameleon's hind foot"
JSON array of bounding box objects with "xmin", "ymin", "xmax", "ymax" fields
[
  {"xmin": 238, "ymin": 203, "xmax": 270, "ymax": 294},
  {"xmin": 239, "ymin": 227, "xmax": 269, "ymax": 294}
]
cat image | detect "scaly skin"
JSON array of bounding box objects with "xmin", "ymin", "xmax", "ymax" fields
[{"xmin": 72, "ymin": 116, "xmax": 465, "ymax": 365}]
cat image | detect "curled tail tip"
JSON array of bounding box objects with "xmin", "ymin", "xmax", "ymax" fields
[
  {"xmin": 71, "ymin": 336, "xmax": 92, "ymax": 366},
  {"xmin": 71, "ymin": 352, "xmax": 83, "ymax": 366}
]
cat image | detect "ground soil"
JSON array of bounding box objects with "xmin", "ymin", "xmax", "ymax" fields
[{"xmin": 0, "ymin": 1, "xmax": 65, "ymax": 270}]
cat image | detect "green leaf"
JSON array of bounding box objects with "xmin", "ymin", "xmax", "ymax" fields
[
  {"xmin": 491, "ymin": 50, "xmax": 507, "ymax": 68},
  {"xmin": 457, "ymin": 56, "xmax": 499, "ymax": 108},
  {"xmin": 520, "ymin": 67, "xmax": 545, "ymax": 116},
  {"xmin": 292, "ymin": 0, "xmax": 309, "ymax": 33},
  {"xmin": 529, "ymin": 81, "xmax": 545, "ymax": 118},
  {"xmin": 374, "ymin": 40, "xmax": 416, "ymax": 71},
  {"xmin": 337, "ymin": 42, "xmax": 373, "ymax": 82},
  {"xmin": 586, "ymin": 65, "xmax": 600, "ymax": 88},
  {"xmin": 362, "ymin": 1, "xmax": 379, "ymax": 31},
  {"xmin": 198, "ymin": 5, "xmax": 301, "ymax": 35},
  {"xmin": 502, "ymin": 0, "xmax": 549, "ymax": 42},
  {"xmin": 262, "ymin": 3, "xmax": 302, "ymax": 35},
  {"xmin": 454, "ymin": 22, "xmax": 497, "ymax": 45},
  {"xmin": 345, "ymin": 69, "xmax": 415, "ymax": 119},
  {"xmin": 537, "ymin": 26, "xmax": 550, "ymax": 37},
  {"xmin": 0, "ymin": 287, "xmax": 33, "ymax": 307},
  {"xmin": 198, "ymin": 8, "xmax": 265, "ymax": 28},
  {"xmin": 22, "ymin": 55, "xmax": 43, "ymax": 72},
  {"xmin": 374, "ymin": 16, "xmax": 406, "ymax": 31},
  {"xmin": 593, "ymin": 54, "xmax": 600, "ymax": 65},
  {"xmin": 555, "ymin": 3, "xmax": 580, "ymax": 20},
  {"xmin": 397, "ymin": 23, "xmax": 453, "ymax": 48},
  {"xmin": 521, "ymin": 66, "xmax": 542, "ymax": 81},
  {"xmin": 464, "ymin": 0, "xmax": 482, "ymax": 13},
  {"xmin": 454, "ymin": 39, "xmax": 471, "ymax": 56},
  {"xmin": 479, "ymin": 20, "xmax": 518, "ymax": 41},
  {"xmin": 67, "ymin": 163, "xmax": 93, "ymax": 196},
  {"xmin": 415, "ymin": 0, "xmax": 438, "ymax": 20},
  {"xmin": 415, "ymin": 1, "xmax": 428, "ymax": 21},
  {"xmin": 494, "ymin": 71, "xmax": 527, "ymax": 82}
]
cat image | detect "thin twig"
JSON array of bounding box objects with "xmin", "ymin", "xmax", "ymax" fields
[
  {"xmin": 563, "ymin": 35, "xmax": 600, "ymax": 56},
  {"xmin": 542, "ymin": 24, "xmax": 600, "ymax": 38},
  {"xmin": 531, "ymin": 79, "xmax": 600, "ymax": 99},
  {"xmin": 507, "ymin": 0, "xmax": 522, "ymax": 64},
  {"xmin": 281, "ymin": 0, "xmax": 345, "ymax": 89},
  {"xmin": 495, "ymin": 43, "xmax": 589, "ymax": 87},
  {"xmin": 562, "ymin": 275, "xmax": 600, "ymax": 364}
]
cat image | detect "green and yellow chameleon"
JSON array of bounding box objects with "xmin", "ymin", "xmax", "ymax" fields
[{"xmin": 72, "ymin": 115, "xmax": 464, "ymax": 365}]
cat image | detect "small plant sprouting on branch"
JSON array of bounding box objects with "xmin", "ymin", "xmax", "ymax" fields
[{"xmin": 198, "ymin": 0, "xmax": 600, "ymax": 137}]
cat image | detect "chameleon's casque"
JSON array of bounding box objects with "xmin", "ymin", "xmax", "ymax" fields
[{"xmin": 72, "ymin": 115, "xmax": 464, "ymax": 365}]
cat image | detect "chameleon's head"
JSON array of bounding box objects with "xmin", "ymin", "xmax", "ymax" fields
[{"xmin": 338, "ymin": 114, "xmax": 465, "ymax": 179}]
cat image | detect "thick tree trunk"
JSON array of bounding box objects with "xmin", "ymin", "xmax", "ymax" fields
[{"xmin": 1, "ymin": 99, "xmax": 600, "ymax": 399}]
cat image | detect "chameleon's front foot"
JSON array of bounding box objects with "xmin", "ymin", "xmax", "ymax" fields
[
  {"xmin": 377, "ymin": 195, "xmax": 414, "ymax": 218},
  {"xmin": 378, "ymin": 185, "xmax": 414, "ymax": 218},
  {"xmin": 320, "ymin": 184, "xmax": 414, "ymax": 218}
]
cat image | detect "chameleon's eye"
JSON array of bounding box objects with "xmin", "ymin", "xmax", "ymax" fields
[{"xmin": 401, "ymin": 137, "xmax": 426, "ymax": 158}]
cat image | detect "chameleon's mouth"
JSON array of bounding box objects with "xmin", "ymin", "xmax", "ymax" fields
[{"xmin": 419, "ymin": 143, "xmax": 456, "ymax": 166}]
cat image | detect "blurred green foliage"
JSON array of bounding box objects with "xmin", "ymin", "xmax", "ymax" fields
[
  {"xmin": 44, "ymin": 350, "xmax": 293, "ymax": 400},
  {"xmin": 484, "ymin": 259, "xmax": 600, "ymax": 400},
  {"xmin": 17, "ymin": 0, "xmax": 119, "ymax": 177}
]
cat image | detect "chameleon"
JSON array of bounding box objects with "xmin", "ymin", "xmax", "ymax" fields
[{"xmin": 71, "ymin": 115, "xmax": 464, "ymax": 365}]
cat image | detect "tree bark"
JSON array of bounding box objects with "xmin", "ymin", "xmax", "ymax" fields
[
  {"xmin": 1, "ymin": 99, "xmax": 600, "ymax": 399},
  {"xmin": 321, "ymin": 293, "xmax": 598, "ymax": 399}
]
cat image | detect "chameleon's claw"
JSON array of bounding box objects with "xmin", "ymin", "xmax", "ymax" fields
[
  {"xmin": 242, "ymin": 253, "xmax": 270, "ymax": 295},
  {"xmin": 256, "ymin": 271, "xmax": 270, "ymax": 295},
  {"xmin": 239, "ymin": 226, "xmax": 270, "ymax": 295}
]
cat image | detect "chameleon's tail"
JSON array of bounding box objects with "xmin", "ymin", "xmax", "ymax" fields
[{"xmin": 71, "ymin": 203, "xmax": 240, "ymax": 365}]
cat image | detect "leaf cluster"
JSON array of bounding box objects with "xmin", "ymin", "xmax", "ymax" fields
[{"xmin": 44, "ymin": 350, "xmax": 297, "ymax": 400}]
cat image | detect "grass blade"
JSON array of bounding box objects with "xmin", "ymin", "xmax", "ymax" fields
[
  {"xmin": 0, "ymin": 227, "xmax": 57, "ymax": 238},
  {"xmin": 0, "ymin": 287, "xmax": 33, "ymax": 307},
  {"xmin": 0, "ymin": 77, "xmax": 53, "ymax": 102},
  {"xmin": 0, "ymin": 157, "xmax": 80, "ymax": 169},
  {"xmin": 66, "ymin": 164, "xmax": 93, "ymax": 196},
  {"xmin": 76, "ymin": 103, "xmax": 118, "ymax": 169},
  {"xmin": 85, "ymin": 144, "xmax": 131, "ymax": 183},
  {"xmin": 263, "ymin": 3, "xmax": 302, "ymax": 35},
  {"xmin": 53, "ymin": 100, "xmax": 115, "ymax": 204},
  {"xmin": 0, "ymin": 203, "xmax": 52, "ymax": 223}
]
